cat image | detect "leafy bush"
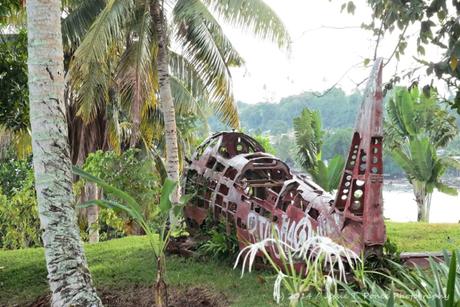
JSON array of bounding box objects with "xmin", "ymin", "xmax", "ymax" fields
[
  {"xmin": 78, "ymin": 149, "xmax": 161, "ymax": 239},
  {"xmin": 0, "ymin": 156, "xmax": 32, "ymax": 196},
  {"xmin": 0, "ymin": 169, "xmax": 41, "ymax": 249},
  {"xmin": 198, "ymin": 219, "xmax": 239, "ymax": 260}
]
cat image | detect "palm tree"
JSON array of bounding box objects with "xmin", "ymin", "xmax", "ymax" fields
[
  {"xmin": 25, "ymin": 0, "xmax": 102, "ymax": 305},
  {"xmin": 66, "ymin": 0, "xmax": 290, "ymax": 208},
  {"xmin": 392, "ymin": 136, "xmax": 459, "ymax": 222},
  {"xmin": 293, "ymin": 107, "xmax": 345, "ymax": 193},
  {"xmin": 386, "ymin": 87, "xmax": 459, "ymax": 222}
]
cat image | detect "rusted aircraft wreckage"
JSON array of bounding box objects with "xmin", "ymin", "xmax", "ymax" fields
[{"xmin": 183, "ymin": 59, "xmax": 386, "ymax": 267}]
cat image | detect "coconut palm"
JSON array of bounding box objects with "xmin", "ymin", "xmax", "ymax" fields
[
  {"xmin": 386, "ymin": 87, "xmax": 460, "ymax": 222},
  {"xmin": 66, "ymin": 0, "xmax": 290, "ymax": 209},
  {"xmin": 25, "ymin": 0, "xmax": 102, "ymax": 305}
]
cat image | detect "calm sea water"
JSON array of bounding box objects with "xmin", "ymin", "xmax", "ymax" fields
[{"xmin": 383, "ymin": 183, "xmax": 460, "ymax": 223}]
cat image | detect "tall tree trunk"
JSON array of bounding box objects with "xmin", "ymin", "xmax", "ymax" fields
[
  {"xmin": 151, "ymin": 0, "xmax": 180, "ymax": 214},
  {"xmin": 425, "ymin": 193, "xmax": 433, "ymax": 223},
  {"xmin": 86, "ymin": 183, "xmax": 100, "ymax": 243},
  {"xmin": 414, "ymin": 181, "xmax": 428, "ymax": 222},
  {"xmin": 26, "ymin": 1, "xmax": 102, "ymax": 305}
]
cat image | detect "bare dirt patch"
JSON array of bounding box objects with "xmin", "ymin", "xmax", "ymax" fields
[{"xmin": 22, "ymin": 285, "xmax": 229, "ymax": 307}]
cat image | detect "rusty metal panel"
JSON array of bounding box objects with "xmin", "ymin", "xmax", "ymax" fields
[{"xmin": 182, "ymin": 60, "xmax": 386, "ymax": 266}]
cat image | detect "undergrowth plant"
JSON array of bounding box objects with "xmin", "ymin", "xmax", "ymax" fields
[
  {"xmin": 73, "ymin": 166, "xmax": 192, "ymax": 307},
  {"xmin": 198, "ymin": 217, "xmax": 239, "ymax": 260}
]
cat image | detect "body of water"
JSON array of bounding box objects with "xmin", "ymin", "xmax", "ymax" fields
[{"xmin": 383, "ymin": 183, "xmax": 460, "ymax": 223}]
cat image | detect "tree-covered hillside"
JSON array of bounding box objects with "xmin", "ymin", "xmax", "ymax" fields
[{"xmin": 209, "ymin": 88, "xmax": 362, "ymax": 133}]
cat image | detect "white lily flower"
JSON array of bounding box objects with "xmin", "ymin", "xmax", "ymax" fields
[
  {"xmin": 325, "ymin": 275, "xmax": 336, "ymax": 305},
  {"xmin": 234, "ymin": 238, "xmax": 275, "ymax": 277},
  {"xmin": 273, "ymin": 271, "xmax": 287, "ymax": 304}
]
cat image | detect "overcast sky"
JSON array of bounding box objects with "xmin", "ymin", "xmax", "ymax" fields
[{"xmin": 223, "ymin": 0, "xmax": 444, "ymax": 104}]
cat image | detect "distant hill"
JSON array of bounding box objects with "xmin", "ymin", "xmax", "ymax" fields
[{"xmin": 209, "ymin": 88, "xmax": 363, "ymax": 133}]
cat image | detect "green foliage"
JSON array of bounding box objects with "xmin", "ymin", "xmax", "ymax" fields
[
  {"xmin": 0, "ymin": 169, "xmax": 41, "ymax": 249},
  {"xmin": 386, "ymin": 87, "xmax": 458, "ymax": 150},
  {"xmin": 198, "ymin": 219, "xmax": 239, "ymax": 260},
  {"xmin": 309, "ymin": 156, "xmax": 346, "ymax": 193},
  {"xmin": 0, "ymin": 155, "xmax": 31, "ymax": 196},
  {"xmin": 83, "ymin": 149, "xmax": 160, "ymax": 215},
  {"xmin": 80, "ymin": 149, "xmax": 161, "ymax": 238},
  {"xmin": 322, "ymin": 128, "xmax": 352, "ymax": 161},
  {"xmin": 252, "ymin": 133, "xmax": 276, "ymax": 155},
  {"xmin": 0, "ymin": 30, "xmax": 29, "ymax": 132},
  {"xmin": 293, "ymin": 108, "xmax": 323, "ymax": 170},
  {"xmin": 293, "ymin": 107, "xmax": 345, "ymax": 192},
  {"xmin": 0, "ymin": 0, "xmax": 22, "ymax": 25}
]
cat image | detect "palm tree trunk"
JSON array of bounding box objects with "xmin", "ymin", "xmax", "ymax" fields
[
  {"xmin": 151, "ymin": 1, "xmax": 180, "ymax": 208},
  {"xmin": 425, "ymin": 193, "xmax": 433, "ymax": 223},
  {"xmin": 26, "ymin": 1, "xmax": 102, "ymax": 305},
  {"xmin": 414, "ymin": 181, "xmax": 428, "ymax": 222},
  {"xmin": 86, "ymin": 183, "xmax": 100, "ymax": 243}
]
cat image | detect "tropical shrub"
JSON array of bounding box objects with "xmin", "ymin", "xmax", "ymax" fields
[
  {"xmin": 78, "ymin": 149, "xmax": 161, "ymax": 239},
  {"xmin": 0, "ymin": 155, "xmax": 31, "ymax": 196},
  {"xmin": 0, "ymin": 169, "xmax": 40, "ymax": 249},
  {"xmin": 198, "ymin": 218, "xmax": 239, "ymax": 260}
]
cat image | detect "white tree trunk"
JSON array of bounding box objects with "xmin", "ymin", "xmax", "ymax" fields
[
  {"xmin": 414, "ymin": 181, "xmax": 428, "ymax": 222},
  {"xmin": 26, "ymin": 1, "xmax": 102, "ymax": 305},
  {"xmin": 152, "ymin": 1, "xmax": 180, "ymax": 214},
  {"xmin": 86, "ymin": 183, "xmax": 100, "ymax": 243}
]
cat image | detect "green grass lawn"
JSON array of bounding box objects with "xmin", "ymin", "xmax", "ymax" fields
[
  {"xmin": 0, "ymin": 236, "xmax": 275, "ymax": 307},
  {"xmin": 1, "ymin": 222, "xmax": 459, "ymax": 306},
  {"xmin": 385, "ymin": 222, "xmax": 460, "ymax": 252}
]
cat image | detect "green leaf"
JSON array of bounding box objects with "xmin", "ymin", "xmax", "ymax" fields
[
  {"xmin": 73, "ymin": 166, "xmax": 143, "ymax": 215},
  {"xmin": 159, "ymin": 178, "xmax": 177, "ymax": 213},
  {"xmin": 446, "ymin": 250, "xmax": 457, "ymax": 307},
  {"xmin": 435, "ymin": 182, "xmax": 458, "ymax": 196},
  {"xmin": 173, "ymin": 205, "xmax": 183, "ymax": 218},
  {"xmin": 178, "ymin": 193, "xmax": 195, "ymax": 206},
  {"xmin": 326, "ymin": 155, "xmax": 345, "ymax": 191},
  {"xmin": 386, "ymin": 290, "xmax": 395, "ymax": 307}
]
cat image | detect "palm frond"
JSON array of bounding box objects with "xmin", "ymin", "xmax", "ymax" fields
[
  {"xmin": 173, "ymin": 0, "xmax": 244, "ymax": 66},
  {"xmin": 409, "ymin": 137, "xmax": 433, "ymax": 181},
  {"xmin": 435, "ymin": 182, "xmax": 458, "ymax": 196},
  {"xmin": 294, "ymin": 108, "xmax": 323, "ymax": 171},
  {"xmin": 326, "ymin": 155, "xmax": 345, "ymax": 192},
  {"xmin": 169, "ymin": 51, "xmax": 238, "ymax": 127},
  {"xmin": 202, "ymin": 0, "xmax": 290, "ymax": 48},
  {"xmin": 116, "ymin": 4, "xmax": 155, "ymax": 136},
  {"xmin": 69, "ymin": 0, "xmax": 135, "ymax": 122},
  {"xmin": 62, "ymin": 0, "xmax": 106, "ymax": 49},
  {"xmin": 172, "ymin": 1, "xmax": 239, "ymax": 128}
]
